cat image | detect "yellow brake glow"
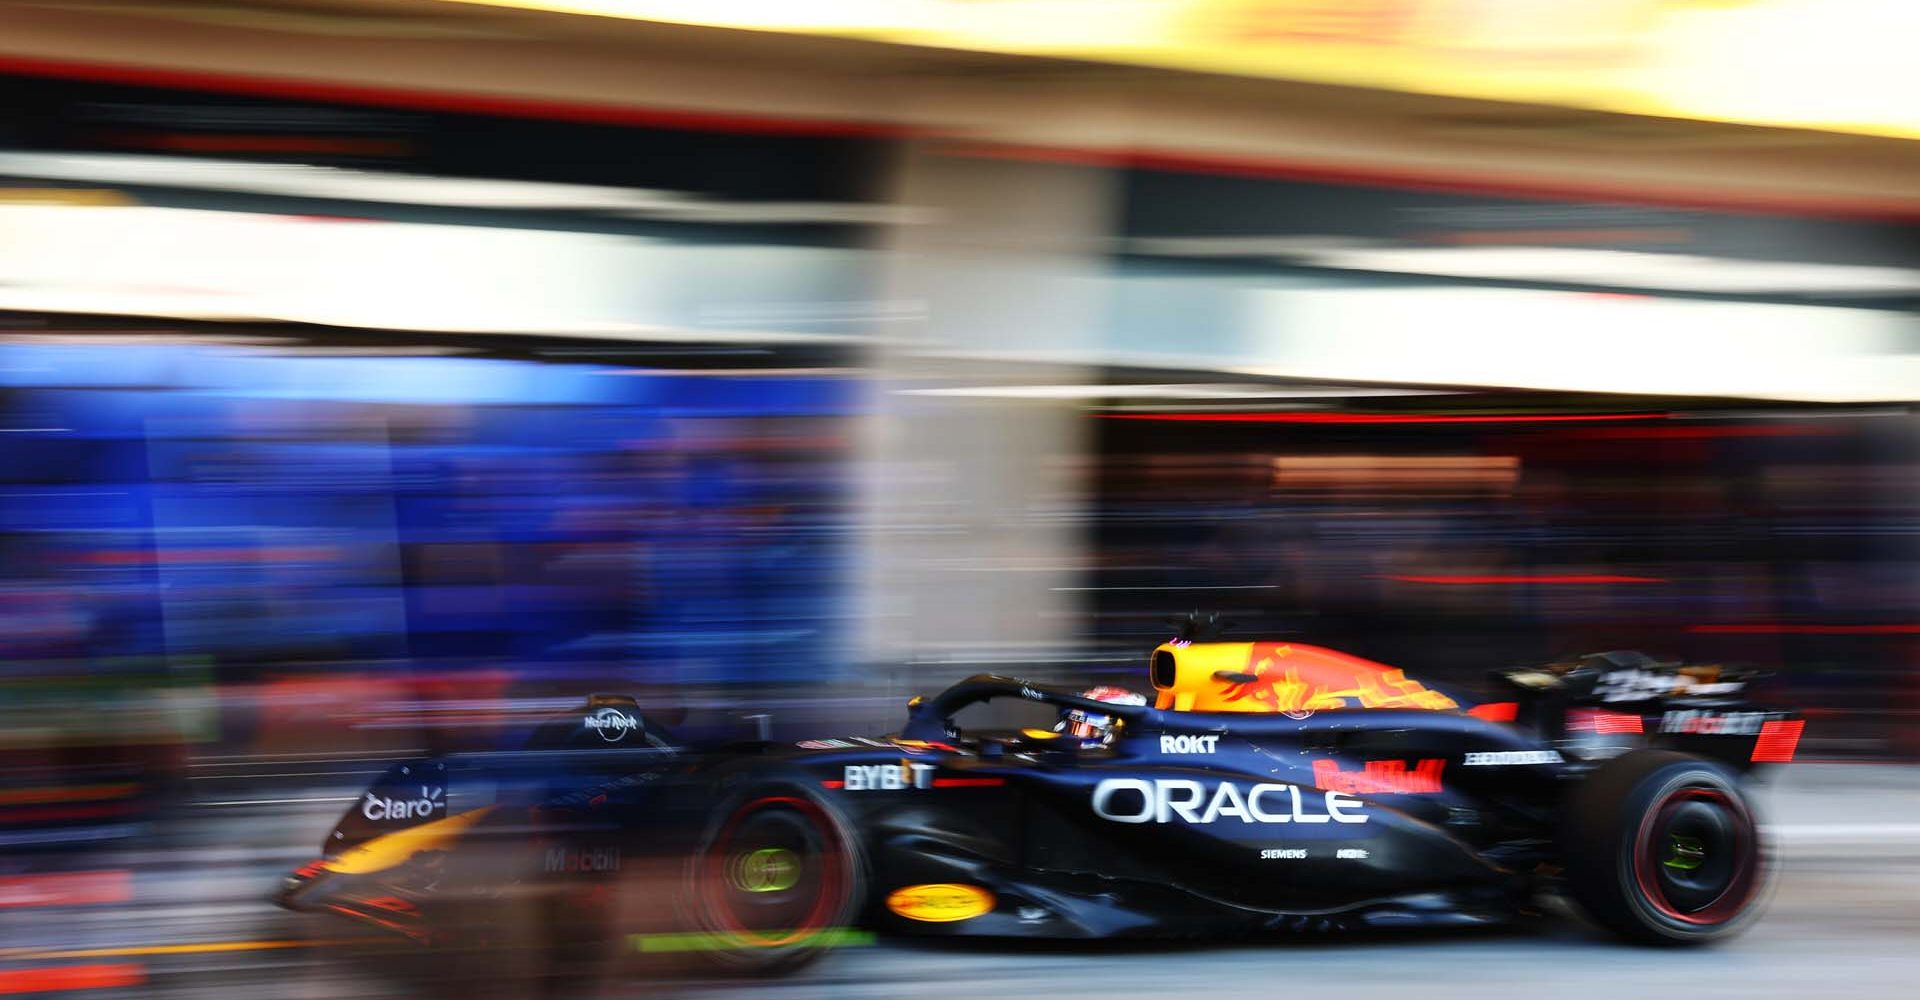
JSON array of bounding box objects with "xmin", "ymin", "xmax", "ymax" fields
[{"xmin": 323, "ymin": 807, "xmax": 494, "ymax": 875}]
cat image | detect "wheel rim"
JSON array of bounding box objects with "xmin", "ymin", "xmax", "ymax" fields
[
  {"xmin": 1631, "ymin": 786, "xmax": 1760, "ymax": 926},
  {"xmin": 701, "ymin": 796, "xmax": 847, "ymax": 949}
]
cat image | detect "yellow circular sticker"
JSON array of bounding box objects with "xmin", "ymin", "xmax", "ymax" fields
[{"xmin": 885, "ymin": 883, "xmax": 995, "ymax": 923}]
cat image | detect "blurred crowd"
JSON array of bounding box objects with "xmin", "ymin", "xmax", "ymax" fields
[{"xmin": 1089, "ymin": 410, "xmax": 1919, "ymax": 755}]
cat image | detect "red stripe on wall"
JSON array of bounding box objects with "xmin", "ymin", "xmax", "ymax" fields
[
  {"xmin": 945, "ymin": 141, "xmax": 1920, "ymax": 222},
  {"xmin": 1689, "ymin": 624, "xmax": 1920, "ymax": 635},
  {"xmin": 1389, "ymin": 575, "xmax": 1664, "ymax": 585},
  {"xmin": 0, "ymin": 54, "xmax": 895, "ymax": 137},
  {"xmin": 4, "ymin": 55, "xmax": 1918, "ymax": 221},
  {"xmin": 0, "ymin": 964, "xmax": 145, "ymax": 994},
  {"xmin": 1102, "ymin": 412, "xmax": 1671, "ymax": 425},
  {"xmin": 0, "ymin": 871, "xmax": 133, "ymax": 909}
]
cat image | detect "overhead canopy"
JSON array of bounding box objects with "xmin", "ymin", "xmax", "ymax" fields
[{"xmin": 444, "ymin": 0, "xmax": 1920, "ymax": 141}]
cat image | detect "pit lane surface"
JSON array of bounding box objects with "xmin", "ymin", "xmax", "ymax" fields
[{"xmin": 4, "ymin": 765, "xmax": 1916, "ymax": 999}]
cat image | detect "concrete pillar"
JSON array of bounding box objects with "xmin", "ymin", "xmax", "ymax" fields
[{"xmin": 856, "ymin": 144, "xmax": 1120, "ymax": 685}]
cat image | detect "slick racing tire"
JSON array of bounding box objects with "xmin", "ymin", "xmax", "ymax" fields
[
  {"xmin": 683, "ymin": 782, "xmax": 865, "ymax": 975},
  {"xmin": 1563, "ymin": 750, "xmax": 1771, "ymax": 945}
]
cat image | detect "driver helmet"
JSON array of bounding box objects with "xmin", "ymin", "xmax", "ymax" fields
[{"xmin": 1058, "ymin": 686, "xmax": 1147, "ymax": 747}]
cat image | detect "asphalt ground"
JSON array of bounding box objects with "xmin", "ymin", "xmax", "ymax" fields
[{"xmin": 2, "ymin": 764, "xmax": 1916, "ymax": 999}]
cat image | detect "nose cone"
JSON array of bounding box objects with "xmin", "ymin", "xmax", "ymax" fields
[
  {"xmin": 274, "ymin": 858, "xmax": 331, "ymax": 911},
  {"xmin": 273, "ymin": 859, "xmax": 433, "ymax": 944}
]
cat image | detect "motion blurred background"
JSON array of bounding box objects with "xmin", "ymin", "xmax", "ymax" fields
[{"xmin": 0, "ymin": 1, "xmax": 1916, "ymax": 997}]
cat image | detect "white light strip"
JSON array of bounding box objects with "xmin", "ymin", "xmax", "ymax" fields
[
  {"xmin": 1239, "ymin": 286, "xmax": 1920, "ymax": 403},
  {"xmin": 1307, "ymin": 246, "xmax": 1920, "ymax": 296},
  {"xmin": 0, "ymin": 151, "xmax": 916, "ymax": 224},
  {"xmin": 0, "ymin": 151, "xmax": 690, "ymax": 210},
  {"xmin": 1132, "ymin": 237, "xmax": 1920, "ymax": 297},
  {"xmin": 0, "ymin": 203, "xmax": 866, "ymax": 341}
]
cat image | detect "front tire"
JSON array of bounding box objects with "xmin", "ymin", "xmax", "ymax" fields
[
  {"xmin": 1562, "ymin": 750, "xmax": 1770, "ymax": 945},
  {"xmin": 681, "ymin": 783, "xmax": 864, "ymax": 975}
]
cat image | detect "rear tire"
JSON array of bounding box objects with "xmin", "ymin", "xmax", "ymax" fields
[{"xmin": 1562, "ymin": 750, "xmax": 1770, "ymax": 945}]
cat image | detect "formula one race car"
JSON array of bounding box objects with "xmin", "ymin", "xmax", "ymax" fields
[{"xmin": 278, "ymin": 635, "xmax": 1802, "ymax": 991}]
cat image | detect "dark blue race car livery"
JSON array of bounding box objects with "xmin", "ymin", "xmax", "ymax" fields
[{"xmin": 279, "ymin": 641, "xmax": 1801, "ymax": 986}]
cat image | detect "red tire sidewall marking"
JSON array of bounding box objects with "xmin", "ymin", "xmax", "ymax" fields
[
  {"xmin": 702, "ymin": 795, "xmax": 847, "ymax": 948},
  {"xmin": 1630, "ymin": 784, "xmax": 1759, "ymax": 927}
]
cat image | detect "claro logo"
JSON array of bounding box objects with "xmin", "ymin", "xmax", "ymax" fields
[
  {"xmin": 1092, "ymin": 778, "xmax": 1366, "ymax": 825},
  {"xmin": 362, "ymin": 785, "xmax": 444, "ymax": 822}
]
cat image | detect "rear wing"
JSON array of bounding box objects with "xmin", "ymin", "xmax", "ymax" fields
[{"xmin": 1492, "ymin": 651, "xmax": 1804, "ymax": 770}]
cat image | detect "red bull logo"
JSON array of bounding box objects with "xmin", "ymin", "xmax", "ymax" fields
[{"xmin": 1312, "ymin": 758, "xmax": 1446, "ymax": 795}]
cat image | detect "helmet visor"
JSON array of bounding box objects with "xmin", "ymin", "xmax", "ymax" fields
[{"xmin": 1065, "ymin": 710, "xmax": 1113, "ymax": 740}]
